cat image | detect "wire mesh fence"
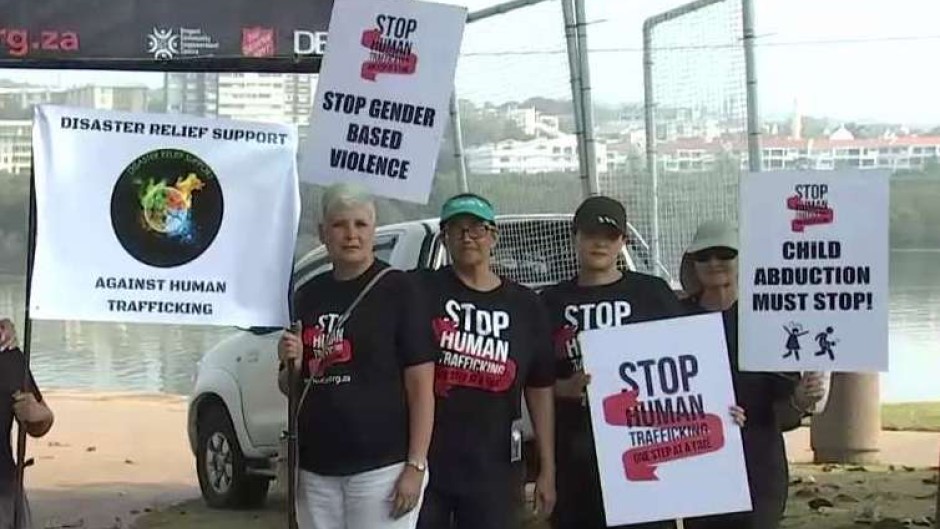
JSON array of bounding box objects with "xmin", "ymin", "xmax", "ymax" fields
[
  {"xmin": 596, "ymin": 0, "xmax": 747, "ymax": 283},
  {"xmin": 445, "ymin": 0, "xmax": 585, "ymax": 215}
]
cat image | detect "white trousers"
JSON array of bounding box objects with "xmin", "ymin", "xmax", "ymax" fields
[{"xmin": 296, "ymin": 463, "xmax": 428, "ymax": 529}]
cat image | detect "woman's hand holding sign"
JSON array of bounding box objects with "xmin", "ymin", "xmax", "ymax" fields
[
  {"xmin": 729, "ymin": 405, "xmax": 747, "ymax": 427},
  {"xmin": 0, "ymin": 318, "xmax": 17, "ymax": 351},
  {"xmin": 555, "ymin": 372, "xmax": 592, "ymax": 399},
  {"xmin": 278, "ymin": 321, "xmax": 303, "ymax": 371},
  {"xmin": 792, "ymin": 371, "xmax": 827, "ymax": 413}
]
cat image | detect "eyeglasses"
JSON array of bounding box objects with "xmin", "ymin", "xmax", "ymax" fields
[
  {"xmin": 692, "ymin": 247, "xmax": 737, "ymax": 262},
  {"xmin": 445, "ymin": 222, "xmax": 493, "ymax": 240}
]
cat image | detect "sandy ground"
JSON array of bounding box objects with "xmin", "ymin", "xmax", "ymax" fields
[
  {"xmin": 15, "ymin": 391, "xmax": 940, "ymax": 529},
  {"xmin": 22, "ymin": 391, "xmax": 196, "ymax": 529}
]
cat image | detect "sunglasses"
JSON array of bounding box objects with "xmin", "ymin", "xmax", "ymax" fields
[
  {"xmin": 445, "ymin": 222, "xmax": 493, "ymax": 240},
  {"xmin": 692, "ymin": 247, "xmax": 738, "ymax": 262}
]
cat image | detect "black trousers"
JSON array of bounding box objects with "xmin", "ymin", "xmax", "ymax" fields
[
  {"xmin": 551, "ymin": 424, "xmax": 672, "ymax": 529},
  {"xmin": 417, "ymin": 481, "xmax": 515, "ymax": 529}
]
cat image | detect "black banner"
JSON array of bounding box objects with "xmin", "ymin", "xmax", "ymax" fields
[{"xmin": 0, "ymin": 0, "xmax": 334, "ymax": 72}]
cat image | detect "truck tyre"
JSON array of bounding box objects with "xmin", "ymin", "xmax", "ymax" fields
[{"xmin": 196, "ymin": 403, "xmax": 270, "ymax": 509}]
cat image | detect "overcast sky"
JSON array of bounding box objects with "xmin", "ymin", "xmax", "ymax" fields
[{"xmin": 4, "ymin": 0, "xmax": 940, "ymax": 125}]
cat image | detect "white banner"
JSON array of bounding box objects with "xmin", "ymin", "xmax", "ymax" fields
[
  {"xmin": 299, "ymin": 0, "xmax": 467, "ymax": 204},
  {"xmin": 580, "ymin": 313, "xmax": 751, "ymax": 526},
  {"xmin": 31, "ymin": 105, "xmax": 300, "ymax": 327},
  {"xmin": 739, "ymin": 169, "xmax": 890, "ymax": 372}
]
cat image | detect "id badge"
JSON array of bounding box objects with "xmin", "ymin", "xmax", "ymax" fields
[{"xmin": 511, "ymin": 428, "xmax": 522, "ymax": 463}]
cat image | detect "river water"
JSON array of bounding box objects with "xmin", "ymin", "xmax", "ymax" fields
[{"xmin": 0, "ymin": 250, "xmax": 937, "ymax": 402}]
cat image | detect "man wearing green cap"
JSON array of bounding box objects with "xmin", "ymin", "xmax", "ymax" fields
[{"xmin": 414, "ymin": 193, "xmax": 557, "ymax": 529}]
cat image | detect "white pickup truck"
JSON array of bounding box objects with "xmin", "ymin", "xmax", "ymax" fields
[{"xmin": 187, "ymin": 214, "xmax": 662, "ymax": 508}]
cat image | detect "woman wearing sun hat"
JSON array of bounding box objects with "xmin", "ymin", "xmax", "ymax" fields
[{"xmin": 679, "ymin": 219, "xmax": 828, "ymax": 529}]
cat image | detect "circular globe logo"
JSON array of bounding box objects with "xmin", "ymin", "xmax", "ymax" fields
[{"xmin": 111, "ymin": 149, "xmax": 224, "ymax": 268}]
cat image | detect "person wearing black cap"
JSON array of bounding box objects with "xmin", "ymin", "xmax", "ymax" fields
[
  {"xmin": 413, "ymin": 193, "xmax": 557, "ymax": 529},
  {"xmin": 542, "ymin": 196, "xmax": 748, "ymax": 529}
]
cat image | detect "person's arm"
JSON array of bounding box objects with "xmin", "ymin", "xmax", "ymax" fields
[
  {"xmin": 0, "ymin": 318, "xmax": 17, "ymax": 351},
  {"xmin": 390, "ymin": 272, "xmax": 438, "ymax": 519},
  {"xmin": 527, "ymin": 297, "xmax": 557, "ymax": 517},
  {"xmin": 14, "ymin": 371, "xmax": 53, "ymax": 438},
  {"xmin": 403, "ymin": 363, "xmax": 434, "ymax": 466},
  {"xmin": 526, "ymin": 385, "xmax": 555, "ymax": 500},
  {"xmin": 769, "ymin": 372, "xmax": 805, "ymax": 431},
  {"xmin": 397, "ymin": 274, "xmax": 436, "ymax": 467}
]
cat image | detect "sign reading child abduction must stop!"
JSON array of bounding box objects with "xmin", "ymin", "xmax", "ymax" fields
[
  {"xmin": 299, "ymin": 0, "xmax": 467, "ymax": 204},
  {"xmin": 30, "ymin": 105, "xmax": 300, "ymax": 328},
  {"xmin": 739, "ymin": 169, "xmax": 890, "ymax": 372},
  {"xmin": 580, "ymin": 313, "xmax": 752, "ymax": 526}
]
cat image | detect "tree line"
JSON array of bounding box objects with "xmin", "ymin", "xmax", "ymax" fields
[{"xmin": 1, "ymin": 169, "xmax": 938, "ymax": 275}]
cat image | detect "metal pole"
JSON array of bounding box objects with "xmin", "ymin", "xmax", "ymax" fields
[
  {"xmin": 932, "ymin": 452, "xmax": 940, "ymax": 529},
  {"xmin": 642, "ymin": 20, "xmax": 661, "ymax": 278},
  {"xmin": 455, "ymin": 0, "xmax": 554, "ymax": 194},
  {"xmin": 13, "ymin": 158, "xmax": 38, "ymax": 529},
  {"xmin": 561, "ymin": 0, "xmax": 589, "ymax": 196},
  {"xmin": 643, "ymin": 0, "xmax": 727, "ymax": 279},
  {"xmin": 742, "ymin": 0, "xmax": 762, "ymax": 172},
  {"xmin": 574, "ymin": 0, "xmax": 599, "ymax": 196},
  {"xmin": 450, "ymin": 92, "xmax": 469, "ymax": 193},
  {"xmin": 467, "ymin": 0, "xmax": 554, "ymax": 22}
]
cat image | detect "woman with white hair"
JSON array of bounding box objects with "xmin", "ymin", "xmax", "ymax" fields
[
  {"xmin": 277, "ymin": 183, "xmax": 436, "ymax": 529},
  {"xmin": 678, "ymin": 219, "xmax": 826, "ymax": 529}
]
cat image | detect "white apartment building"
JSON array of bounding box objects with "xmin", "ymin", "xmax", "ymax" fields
[
  {"xmin": 165, "ymin": 73, "xmax": 316, "ymax": 129},
  {"xmin": 466, "ymin": 133, "xmax": 608, "ymax": 175},
  {"xmin": 0, "ymin": 120, "xmax": 32, "ymax": 175},
  {"xmin": 63, "ymin": 86, "xmax": 148, "ymax": 112},
  {"xmin": 506, "ymin": 107, "xmax": 561, "ymax": 138},
  {"xmin": 657, "ymin": 135, "xmax": 940, "ymax": 173},
  {"xmin": 0, "ymin": 85, "xmax": 148, "ymax": 113}
]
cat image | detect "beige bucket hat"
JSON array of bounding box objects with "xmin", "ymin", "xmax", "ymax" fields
[{"xmin": 679, "ymin": 219, "xmax": 738, "ymax": 296}]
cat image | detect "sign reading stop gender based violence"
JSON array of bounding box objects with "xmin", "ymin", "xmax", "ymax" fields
[
  {"xmin": 299, "ymin": 0, "xmax": 467, "ymax": 204},
  {"xmin": 739, "ymin": 169, "xmax": 890, "ymax": 372},
  {"xmin": 31, "ymin": 105, "xmax": 300, "ymax": 327},
  {"xmin": 580, "ymin": 314, "xmax": 751, "ymax": 526}
]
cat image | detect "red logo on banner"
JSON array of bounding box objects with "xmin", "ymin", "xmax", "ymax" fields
[
  {"xmin": 431, "ymin": 317, "xmax": 517, "ymax": 396},
  {"xmin": 242, "ymin": 27, "xmax": 275, "ymax": 58},
  {"xmin": 603, "ymin": 389, "xmax": 725, "ymax": 482},
  {"xmin": 360, "ymin": 27, "xmax": 418, "ymax": 81},
  {"xmin": 302, "ymin": 325, "xmax": 353, "ymax": 377},
  {"xmin": 787, "ymin": 184, "xmax": 834, "ymax": 233}
]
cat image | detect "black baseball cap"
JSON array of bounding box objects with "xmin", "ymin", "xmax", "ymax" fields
[{"xmin": 573, "ymin": 195, "xmax": 627, "ymax": 234}]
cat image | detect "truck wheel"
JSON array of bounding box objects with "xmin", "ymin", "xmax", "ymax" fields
[{"xmin": 196, "ymin": 403, "xmax": 270, "ymax": 509}]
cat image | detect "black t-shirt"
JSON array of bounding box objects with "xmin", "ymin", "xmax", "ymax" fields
[
  {"xmin": 540, "ymin": 272, "xmax": 684, "ymax": 433},
  {"xmin": 413, "ymin": 267, "xmax": 555, "ymax": 493},
  {"xmin": 0, "ymin": 348, "xmax": 41, "ymax": 491},
  {"xmin": 293, "ymin": 260, "xmax": 436, "ymax": 476}
]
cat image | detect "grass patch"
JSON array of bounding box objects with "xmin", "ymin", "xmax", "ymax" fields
[{"xmin": 882, "ymin": 402, "xmax": 940, "ymax": 432}]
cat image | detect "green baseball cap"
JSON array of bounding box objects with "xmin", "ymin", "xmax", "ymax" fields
[{"xmin": 439, "ymin": 193, "xmax": 496, "ymax": 225}]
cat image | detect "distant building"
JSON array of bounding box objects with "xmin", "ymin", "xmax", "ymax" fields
[
  {"xmin": 0, "ymin": 87, "xmax": 65, "ymax": 112},
  {"xmin": 506, "ymin": 107, "xmax": 561, "ymax": 138},
  {"xmin": 656, "ymin": 135, "xmax": 940, "ymax": 173},
  {"xmin": 0, "ymin": 120, "xmax": 32, "ymax": 175},
  {"xmin": 165, "ymin": 73, "xmax": 316, "ymax": 134},
  {"xmin": 0, "ymin": 85, "xmax": 148, "ymax": 113},
  {"xmin": 63, "ymin": 86, "xmax": 148, "ymax": 112},
  {"xmin": 466, "ymin": 133, "xmax": 608, "ymax": 175}
]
